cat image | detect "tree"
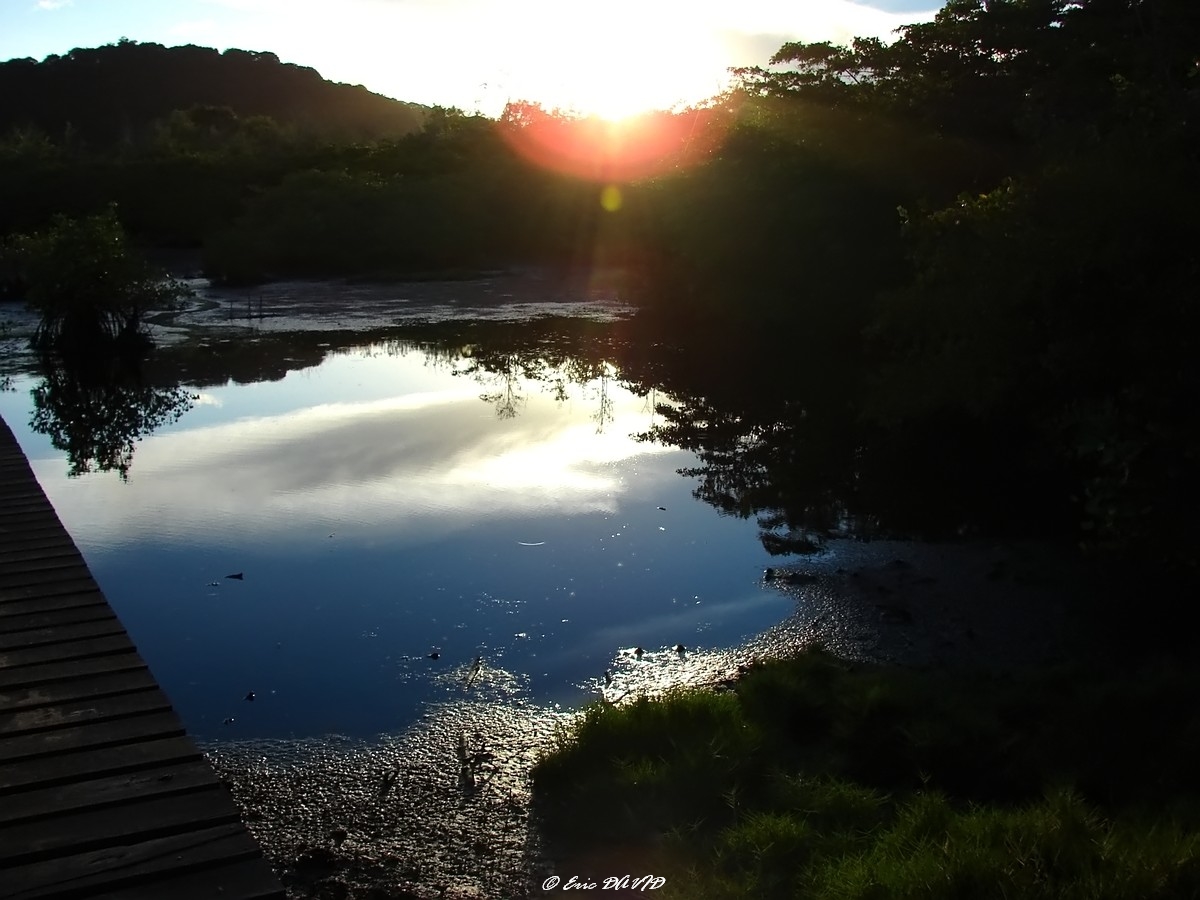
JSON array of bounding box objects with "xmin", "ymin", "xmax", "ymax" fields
[{"xmin": 3, "ymin": 207, "xmax": 190, "ymax": 354}]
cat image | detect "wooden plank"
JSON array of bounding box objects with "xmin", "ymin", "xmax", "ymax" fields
[
  {"xmin": 0, "ymin": 734, "xmax": 201, "ymax": 793},
  {"xmin": 0, "ymin": 497, "xmax": 58, "ymax": 514},
  {"xmin": 0, "ymin": 710, "xmax": 184, "ymax": 764},
  {"xmin": 0, "ymin": 533, "xmax": 81, "ymax": 557},
  {"xmin": 0, "ymin": 592, "xmax": 110, "ymax": 619},
  {"xmin": 0, "ymin": 525, "xmax": 77, "ymax": 546},
  {"xmin": 0, "ymin": 485, "xmax": 51, "ymax": 500},
  {"xmin": 0, "ymin": 688, "xmax": 169, "ymax": 738},
  {"xmin": 0, "ymin": 564, "xmax": 98, "ymax": 591},
  {"xmin": 0, "ymin": 510, "xmax": 67, "ymax": 530},
  {"xmin": 0, "ymin": 822, "xmax": 263, "ymax": 899},
  {"xmin": 0, "ymin": 602, "xmax": 114, "ymax": 633},
  {"xmin": 0, "ymin": 650, "xmax": 147, "ymax": 691},
  {"xmin": 90, "ymin": 855, "xmax": 286, "ymax": 900},
  {"xmin": 0, "ymin": 544, "xmax": 86, "ymax": 566},
  {"xmin": 0, "ymin": 784, "xmax": 239, "ymax": 866},
  {"xmin": 0, "ymin": 632, "xmax": 136, "ymax": 669},
  {"xmin": 0, "ymin": 668, "xmax": 160, "ymax": 713},
  {"xmin": 1, "ymin": 579, "xmax": 105, "ymax": 603},
  {"xmin": 0, "ymin": 617, "xmax": 129, "ymax": 651},
  {"xmin": 0, "ymin": 759, "xmax": 220, "ymax": 827},
  {"xmin": 0, "ymin": 417, "xmax": 286, "ymax": 900},
  {"xmin": 0, "ymin": 550, "xmax": 89, "ymax": 574}
]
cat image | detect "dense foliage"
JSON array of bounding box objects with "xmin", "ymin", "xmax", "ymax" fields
[
  {"xmin": 534, "ymin": 652, "xmax": 1200, "ymax": 899},
  {"xmin": 1, "ymin": 0, "xmax": 1196, "ymax": 566},
  {"xmin": 0, "ymin": 40, "xmax": 425, "ymax": 148},
  {"xmin": 2, "ymin": 208, "xmax": 189, "ymax": 354}
]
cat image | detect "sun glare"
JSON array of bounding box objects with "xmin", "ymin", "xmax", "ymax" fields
[{"xmin": 499, "ymin": 1, "xmax": 727, "ymax": 122}]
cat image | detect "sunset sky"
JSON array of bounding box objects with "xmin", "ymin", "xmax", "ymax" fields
[{"xmin": 0, "ymin": 0, "xmax": 939, "ymax": 117}]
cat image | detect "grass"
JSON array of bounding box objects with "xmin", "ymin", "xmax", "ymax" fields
[{"xmin": 531, "ymin": 652, "xmax": 1200, "ymax": 898}]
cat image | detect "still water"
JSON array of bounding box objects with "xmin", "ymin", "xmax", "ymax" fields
[{"xmin": 0, "ymin": 336, "xmax": 789, "ymax": 739}]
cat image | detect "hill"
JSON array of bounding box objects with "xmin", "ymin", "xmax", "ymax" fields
[{"xmin": 0, "ymin": 39, "xmax": 427, "ymax": 147}]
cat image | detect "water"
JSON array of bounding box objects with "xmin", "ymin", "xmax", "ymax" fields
[{"xmin": 0, "ymin": 332, "xmax": 791, "ymax": 740}]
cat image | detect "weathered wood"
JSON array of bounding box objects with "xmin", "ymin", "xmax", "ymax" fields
[
  {"xmin": 0, "ymin": 632, "xmax": 136, "ymax": 669},
  {"xmin": 0, "ymin": 688, "xmax": 169, "ymax": 737},
  {"xmin": 0, "ymin": 563, "xmax": 96, "ymax": 591},
  {"xmin": 0, "ymin": 414, "xmax": 284, "ymax": 898},
  {"xmin": 0, "ymin": 650, "xmax": 148, "ymax": 691},
  {"xmin": 0, "ymin": 578, "xmax": 106, "ymax": 603},
  {"xmin": 0, "ymin": 759, "xmax": 220, "ymax": 826},
  {"xmin": 0, "ymin": 550, "xmax": 89, "ymax": 574},
  {"xmin": 0, "ymin": 602, "xmax": 115, "ymax": 633},
  {"xmin": 0, "ymin": 668, "xmax": 159, "ymax": 712},
  {"xmin": 0, "ymin": 710, "xmax": 184, "ymax": 764},
  {"xmin": 89, "ymin": 856, "xmax": 286, "ymax": 900},
  {"xmin": 0, "ymin": 823, "xmax": 268, "ymax": 899},
  {"xmin": 0, "ymin": 617, "xmax": 129, "ymax": 651},
  {"xmin": 0, "ymin": 784, "xmax": 239, "ymax": 866},
  {"xmin": 0, "ymin": 734, "xmax": 202, "ymax": 793},
  {"xmin": 0, "ymin": 533, "xmax": 81, "ymax": 558},
  {"xmin": 0, "ymin": 543, "xmax": 86, "ymax": 565},
  {"xmin": 0, "ymin": 511, "xmax": 70, "ymax": 532},
  {"xmin": 0, "ymin": 592, "xmax": 110, "ymax": 619}
]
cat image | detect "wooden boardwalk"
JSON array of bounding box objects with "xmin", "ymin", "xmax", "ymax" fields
[{"xmin": 0, "ymin": 415, "xmax": 284, "ymax": 899}]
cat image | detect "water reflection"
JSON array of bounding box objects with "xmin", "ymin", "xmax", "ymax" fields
[
  {"xmin": 3, "ymin": 322, "xmax": 787, "ymax": 740},
  {"xmin": 28, "ymin": 351, "xmax": 194, "ymax": 480},
  {"xmin": 1, "ymin": 312, "xmax": 1035, "ymax": 741}
]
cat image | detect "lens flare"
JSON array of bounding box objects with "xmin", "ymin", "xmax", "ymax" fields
[
  {"xmin": 600, "ymin": 185, "xmax": 623, "ymax": 212},
  {"xmin": 499, "ymin": 102, "xmax": 732, "ymax": 183}
]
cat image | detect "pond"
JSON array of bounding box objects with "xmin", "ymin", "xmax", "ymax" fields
[
  {"xmin": 1, "ymin": 285, "xmax": 1084, "ymax": 896},
  {"xmin": 1, "ymin": 308, "xmax": 803, "ymax": 741}
]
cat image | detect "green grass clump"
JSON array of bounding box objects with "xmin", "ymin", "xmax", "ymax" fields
[
  {"xmin": 533, "ymin": 689, "xmax": 762, "ymax": 839},
  {"xmin": 532, "ymin": 651, "xmax": 1200, "ymax": 898}
]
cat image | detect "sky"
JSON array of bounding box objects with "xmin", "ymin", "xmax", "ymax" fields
[{"xmin": 0, "ymin": 0, "xmax": 940, "ymax": 118}]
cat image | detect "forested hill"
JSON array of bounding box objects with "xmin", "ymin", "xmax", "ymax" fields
[{"xmin": 0, "ymin": 40, "xmax": 427, "ymax": 146}]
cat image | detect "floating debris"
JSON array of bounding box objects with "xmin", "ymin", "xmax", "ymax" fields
[
  {"xmin": 377, "ymin": 766, "xmax": 399, "ymax": 800},
  {"xmin": 464, "ymin": 656, "xmax": 484, "ymax": 690}
]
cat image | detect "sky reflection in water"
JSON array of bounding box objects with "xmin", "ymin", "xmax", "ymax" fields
[{"xmin": 1, "ymin": 343, "xmax": 786, "ymax": 739}]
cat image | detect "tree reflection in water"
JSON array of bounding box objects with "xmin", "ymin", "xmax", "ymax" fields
[{"xmin": 29, "ymin": 351, "xmax": 195, "ymax": 480}]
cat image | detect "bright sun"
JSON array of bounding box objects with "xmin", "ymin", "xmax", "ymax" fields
[{"xmin": 500, "ymin": 2, "xmax": 727, "ymax": 120}]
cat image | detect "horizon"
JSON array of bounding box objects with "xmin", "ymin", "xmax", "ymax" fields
[{"xmin": 0, "ymin": 0, "xmax": 940, "ymax": 119}]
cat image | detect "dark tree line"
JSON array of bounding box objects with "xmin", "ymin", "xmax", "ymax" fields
[
  {"xmin": 0, "ymin": 40, "xmax": 426, "ymax": 149},
  {"xmin": 1, "ymin": 2, "xmax": 1197, "ymax": 571}
]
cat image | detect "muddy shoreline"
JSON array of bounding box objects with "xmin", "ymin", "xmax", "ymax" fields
[
  {"xmin": 4, "ymin": 276, "xmax": 1095, "ymax": 898},
  {"xmin": 207, "ymin": 536, "xmax": 1086, "ymax": 900}
]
